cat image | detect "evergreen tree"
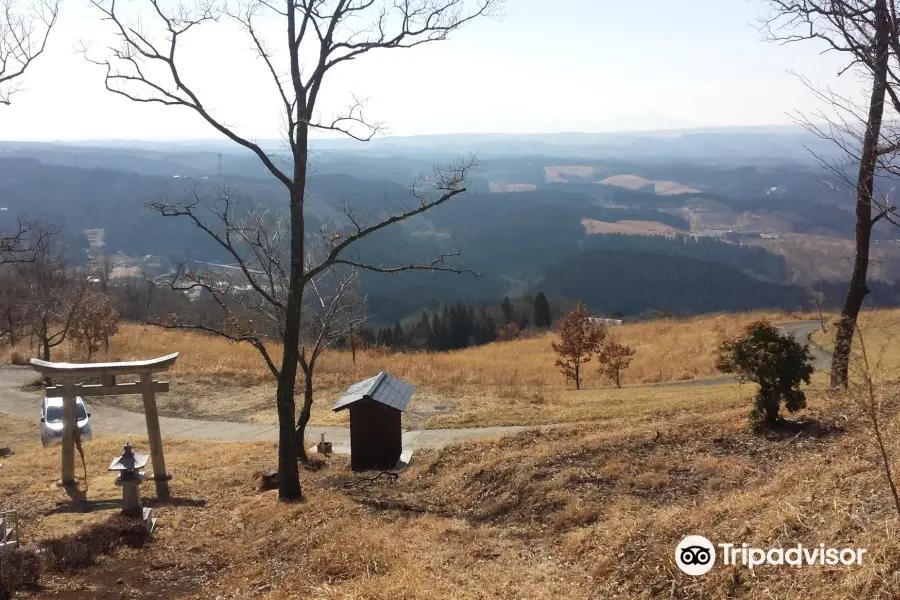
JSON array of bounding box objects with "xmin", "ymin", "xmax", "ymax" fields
[
  {"xmin": 411, "ymin": 312, "xmax": 432, "ymax": 349},
  {"xmin": 359, "ymin": 326, "xmax": 376, "ymax": 346},
  {"xmin": 518, "ymin": 312, "xmax": 531, "ymax": 330},
  {"xmin": 393, "ymin": 321, "xmax": 404, "ymax": 348},
  {"xmin": 533, "ymin": 291, "xmax": 552, "ymax": 328},
  {"xmin": 477, "ymin": 308, "xmax": 498, "ymax": 344},
  {"xmin": 501, "ymin": 296, "xmax": 515, "ymax": 324},
  {"xmin": 430, "ymin": 313, "xmax": 443, "ymax": 351}
]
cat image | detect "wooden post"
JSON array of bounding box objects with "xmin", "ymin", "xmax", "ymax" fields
[
  {"xmin": 140, "ymin": 372, "xmax": 170, "ymax": 500},
  {"xmin": 60, "ymin": 379, "xmax": 77, "ymax": 486}
]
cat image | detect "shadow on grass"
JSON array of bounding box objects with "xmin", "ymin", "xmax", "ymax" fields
[
  {"xmin": 144, "ymin": 496, "xmax": 206, "ymax": 508},
  {"xmin": 755, "ymin": 418, "xmax": 845, "ymax": 441},
  {"xmin": 48, "ymin": 494, "xmax": 122, "ymax": 515}
]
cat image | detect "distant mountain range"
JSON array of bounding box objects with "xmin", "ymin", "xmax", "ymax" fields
[
  {"xmin": 2, "ymin": 132, "xmax": 898, "ymax": 323},
  {"xmin": 0, "ymin": 124, "xmax": 847, "ymax": 163}
]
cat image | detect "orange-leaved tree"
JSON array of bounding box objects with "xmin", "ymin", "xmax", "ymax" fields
[
  {"xmin": 552, "ymin": 303, "xmax": 606, "ymax": 390},
  {"xmin": 598, "ymin": 341, "xmax": 636, "ymax": 388},
  {"xmin": 70, "ymin": 291, "xmax": 119, "ymax": 359}
]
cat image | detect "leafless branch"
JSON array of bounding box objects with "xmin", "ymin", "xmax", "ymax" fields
[{"xmin": 0, "ymin": 0, "xmax": 58, "ymax": 105}]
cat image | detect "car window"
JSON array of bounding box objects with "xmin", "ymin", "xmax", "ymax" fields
[{"xmin": 45, "ymin": 403, "xmax": 88, "ymax": 422}]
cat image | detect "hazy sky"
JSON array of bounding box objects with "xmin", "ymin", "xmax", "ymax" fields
[{"xmin": 0, "ymin": 0, "xmax": 869, "ymax": 141}]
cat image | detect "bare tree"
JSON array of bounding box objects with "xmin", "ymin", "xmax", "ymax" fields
[
  {"xmin": 296, "ymin": 265, "xmax": 367, "ymax": 458},
  {"xmin": 0, "ymin": 0, "xmax": 59, "ymax": 105},
  {"xmin": 147, "ymin": 171, "xmax": 475, "ymax": 499},
  {"xmin": 810, "ymin": 289, "xmax": 829, "ymax": 332},
  {"xmin": 763, "ymin": 0, "xmax": 900, "ymax": 388},
  {"xmin": 69, "ymin": 290, "xmax": 120, "ymax": 359},
  {"xmin": 15, "ymin": 224, "xmax": 87, "ymax": 365},
  {"xmin": 0, "ymin": 216, "xmax": 54, "ymax": 265},
  {"xmin": 344, "ymin": 321, "xmax": 365, "ymax": 364},
  {"xmin": 0, "ymin": 266, "xmax": 24, "ymax": 345},
  {"xmin": 85, "ymin": 0, "xmax": 500, "ymax": 502},
  {"xmin": 848, "ymin": 322, "xmax": 900, "ymax": 518}
]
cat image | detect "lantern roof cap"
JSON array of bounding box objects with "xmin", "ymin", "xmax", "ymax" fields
[{"xmin": 108, "ymin": 442, "xmax": 149, "ymax": 472}]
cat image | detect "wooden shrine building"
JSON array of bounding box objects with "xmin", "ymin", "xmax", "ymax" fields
[{"xmin": 332, "ymin": 371, "xmax": 413, "ymax": 471}]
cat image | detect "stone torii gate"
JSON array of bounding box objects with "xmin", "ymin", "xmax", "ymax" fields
[{"xmin": 29, "ymin": 353, "xmax": 179, "ymax": 499}]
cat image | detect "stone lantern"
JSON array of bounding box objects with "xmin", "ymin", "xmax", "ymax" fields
[{"xmin": 108, "ymin": 442, "xmax": 149, "ymax": 518}]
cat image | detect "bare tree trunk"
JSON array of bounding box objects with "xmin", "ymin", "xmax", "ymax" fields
[
  {"xmin": 7, "ymin": 308, "xmax": 16, "ymax": 347},
  {"xmin": 273, "ymin": 127, "xmax": 309, "ymax": 501},
  {"xmin": 832, "ymin": 1, "xmax": 891, "ymax": 388},
  {"xmin": 614, "ymin": 370, "xmax": 621, "ymax": 389},
  {"xmin": 350, "ymin": 333, "xmax": 357, "ymax": 364},
  {"xmin": 40, "ymin": 323, "xmax": 50, "ymax": 361},
  {"xmin": 575, "ymin": 360, "xmax": 581, "ymax": 390},
  {"xmin": 295, "ymin": 368, "xmax": 313, "ymax": 459}
]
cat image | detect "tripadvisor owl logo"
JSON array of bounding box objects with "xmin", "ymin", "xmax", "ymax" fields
[
  {"xmin": 675, "ymin": 535, "xmax": 868, "ymax": 575},
  {"xmin": 675, "ymin": 535, "xmax": 716, "ymax": 576}
]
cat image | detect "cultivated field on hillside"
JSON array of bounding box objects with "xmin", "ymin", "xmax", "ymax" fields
[
  {"xmin": 8, "ymin": 312, "xmax": 805, "ymax": 428},
  {"xmin": 581, "ymin": 217, "xmax": 680, "ymax": 235},
  {"xmin": 597, "ymin": 174, "xmax": 700, "ymax": 195},
  {"xmin": 488, "ymin": 182, "xmax": 537, "ymax": 192}
]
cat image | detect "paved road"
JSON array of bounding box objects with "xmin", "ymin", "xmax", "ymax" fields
[
  {"xmin": 781, "ymin": 320, "xmax": 832, "ymax": 371},
  {"xmin": 0, "ymin": 321, "xmax": 831, "ymax": 453},
  {"xmin": 0, "ymin": 367, "xmax": 534, "ymax": 452}
]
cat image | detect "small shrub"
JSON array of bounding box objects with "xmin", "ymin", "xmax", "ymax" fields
[
  {"xmin": 40, "ymin": 514, "xmax": 150, "ymax": 573},
  {"xmin": 87, "ymin": 515, "xmax": 150, "ymax": 549},
  {"xmin": 7, "ymin": 348, "xmax": 25, "ymax": 366},
  {"xmin": 717, "ymin": 321, "xmax": 814, "ymax": 426},
  {"xmin": 0, "ymin": 548, "xmax": 41, "ymax": 600},
  {"xmin": 40, "ymin": 537, "xmax": 95, "ymax": 572}
]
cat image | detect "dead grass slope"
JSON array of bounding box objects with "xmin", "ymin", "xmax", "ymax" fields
[{"xmin": 2, "ymin": 386, "xmax": 899, "ymax": 599}]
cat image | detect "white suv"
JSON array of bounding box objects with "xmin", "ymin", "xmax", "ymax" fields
[{"xmin": 41, "ymin": 396, "xmax": 93, "ymax": 448}]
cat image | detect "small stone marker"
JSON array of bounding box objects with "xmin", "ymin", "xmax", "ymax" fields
[
  {"xmin": 259, "ymin": 469, "xmax": 279, "ymax": 491},
  {"xmin": 317, "ymin": 433, "xmax": 333, "ymax": 455}
]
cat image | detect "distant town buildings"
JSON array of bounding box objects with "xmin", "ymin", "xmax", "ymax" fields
[{"xmin": 589, "ymin": 317, "xmax": 623, "ymax": 326}]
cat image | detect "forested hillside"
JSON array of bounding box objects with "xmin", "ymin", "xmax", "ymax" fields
[
  {"xmin": 542, "ymin": 248, "xmax": 810, "ymax": 315},
  {"xmin": 3, "ymin": 149, "xmax": 899, "ymax": 322}
]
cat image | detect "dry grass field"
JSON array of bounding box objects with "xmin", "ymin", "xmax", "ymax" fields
[
  {"xmin": 812, "ymin": 308, "xmax": 900, "ymax": 376},
  {"xmin": 596, "ymin": 174, "xmax": 700, "ymax": 195},
  {"xmin": 2, "ymin": 378, "xmax": 900, "ymax": 599},
  {"xmin": 580, "ymin": 217, "xmax": 681, "ymax": 236},
  {"xmin": 7, "ymin": 312, "xmax": 803, "ymax": 428}
]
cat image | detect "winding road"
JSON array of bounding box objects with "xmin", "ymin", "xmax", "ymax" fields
[{"xmin": 0, "ymin": 321, "xmax": 831, "ymax": 453}]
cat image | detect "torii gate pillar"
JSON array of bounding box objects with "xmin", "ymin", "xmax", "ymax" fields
[{"xmin": 29, "ymin": 353, "xmax": 179, "ymax": 500}]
